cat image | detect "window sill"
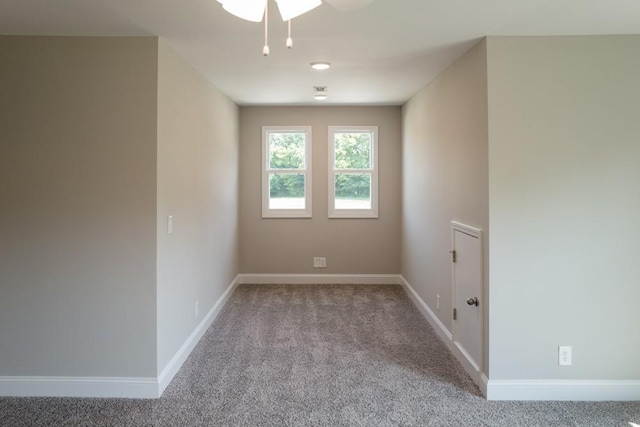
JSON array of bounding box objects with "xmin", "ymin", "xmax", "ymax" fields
[
  {"xmin": 262, "ymin": 211, "xmax": 313, "ymax": 219},
  {"xmin": 329, "ymin": 211, "xmax": 378, "ymax": 219}
]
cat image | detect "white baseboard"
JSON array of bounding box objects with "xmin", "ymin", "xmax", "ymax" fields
[
  {"xmin": 485, "ymin": 379, "xmax": 640, "ymax": 401},
  {"xmin": 400, "ymin": 275, "xmax": 485, "ymax": 391},
  {"xmin": 238, "ymin": 274, "xmax": 402, "ymax": 285},
  {"xmin": 399, "ymin": 277, "xmax": 640, "ymax": 402},
  {"xmin": 451, "ymin": 340, "xmax": 482, "ymax": 387},
  {"xmin": 400, "ymin": 276, "xmax": 452, "ymax": 342},
  {"xmin": 157, "ymin": 274, "xmax": 240, "ymax": 396},
  {"xmin": 0, "ymin": 275, "xmax": 241, "ymax": 399},
  {"xmin": 480, "ymin": 373, "xmax": 489, "ymax": 397},
  {"xmin": 0, "ymin": 376, "xmax": 157, "ymax": 399}
]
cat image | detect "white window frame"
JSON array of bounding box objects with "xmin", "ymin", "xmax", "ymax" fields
[
  {"xmin": 262, "ymin": 126, "xmax": 312, "ymax": 218},
  {"xmin": 328, "ymin": 126, "xmax": 378, "ymax": 219}
]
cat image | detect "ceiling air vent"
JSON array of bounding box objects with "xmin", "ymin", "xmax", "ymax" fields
[{"xmin": 313, "ymin": 86, "xmax": 328, "ymax": 100}]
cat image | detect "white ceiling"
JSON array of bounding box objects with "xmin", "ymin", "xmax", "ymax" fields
[{"xmin": 1, "ymin": 0, "xmax": 639, "ymax": 105}]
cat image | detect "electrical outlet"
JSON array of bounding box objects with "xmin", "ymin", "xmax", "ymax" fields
[
  {"xmin": 313, "ymin": 257, "xmax": 326, "ymax": 268},
  {"xmin": 559, "ymin": 346, "xmax": 572, "ymax": 366},
  {"xmin": 195, "ymin": 301, "xmax": 199, "ymax": 319},
  {"xmin": 436, "ymin": 294, "xmax": 440, "ymax": 310}
]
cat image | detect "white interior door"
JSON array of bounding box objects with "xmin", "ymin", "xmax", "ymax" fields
[{"xmin": 451, "ymin": 222, "xmax": 483, "ymax": 379}]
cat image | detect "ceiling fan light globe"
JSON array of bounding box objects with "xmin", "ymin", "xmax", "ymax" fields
[{"xmin": 275, "ymin": 0, "xmax": 322, "ymax": 21}]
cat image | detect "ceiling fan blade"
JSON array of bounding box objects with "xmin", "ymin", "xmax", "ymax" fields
[
  {"xmin": 276, "ymin": 0, "xmax": 322, "ymax": 21},
  {"xmin": 218, "ymin": 0, "xmax": 267, "ymax": 22},
  {"xmin": 323, "ymin": 0, "xmax": 375, "ymax": 13}
]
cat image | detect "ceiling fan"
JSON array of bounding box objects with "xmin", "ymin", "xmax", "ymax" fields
[
  {"xmin": 216, "ymin": 0, "xmax": 375, "ymax": 22},
  {"xmin": 217, "ymin": 0, "xmax": 375, "ymax": 55}
]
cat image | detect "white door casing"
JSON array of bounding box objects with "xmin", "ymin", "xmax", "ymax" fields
[{"xmin": 451, "ymin": 221, "xmax": 483, "ymax": 383}]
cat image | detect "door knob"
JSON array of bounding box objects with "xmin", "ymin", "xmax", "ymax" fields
[{"xmin": 466, "ymin": 297, "xmax": 479, "ymax": 307}]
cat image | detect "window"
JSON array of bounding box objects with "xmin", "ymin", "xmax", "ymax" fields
[
  {"xmin": 262, "ymin": 126, "xmax": 312, "ymax": 218},
  {"xmin": 328, "ymin": 126, "xmax": 378, "ymax": 218}
]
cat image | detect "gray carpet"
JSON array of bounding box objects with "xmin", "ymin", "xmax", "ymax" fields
[{"xmin": 1, "ymin": 284, "xmax": 638, "ymax": 426}]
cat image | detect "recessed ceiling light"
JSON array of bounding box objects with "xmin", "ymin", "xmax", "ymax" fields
[{"xmin": 311, "ymin": 62, "xmax": 331, "ymax": 71}]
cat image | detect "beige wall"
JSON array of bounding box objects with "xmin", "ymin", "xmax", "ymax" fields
[
  {"xmin": 156, "ymin": 40, "xmax": 239, "ymax": 373},
  {"xmin": 239, "ymin": 107, "xmax": 401, "ymax": 274},
  {"xmin": 402, "ymin": 35, "xmax": 640, "ymax": 383},
  {"xmin": 487, "ymin": 35, "xmax": 640, "ymax": 380},
  {"xmin": 401, "ymin": 40, "xmax": 489, "ymax": 366},
  {"xmin": 0, "ymin": 37, "xmax": 159, "ymax": 377}
]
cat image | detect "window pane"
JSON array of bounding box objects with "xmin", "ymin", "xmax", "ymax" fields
[
  {"xmin": 335, "ymin": 173, "xmax": 371, "ymax": 210},
  {"xmin": 269, "ymin": 132, "xmax": 305, "ymax": 169},
  {"xmin": 269, "ymin": 173, "xmax": 305, "ymax": 209},
  {"xmin": 334, "ymin": 132, "xmax": 371, "ymax": 169}
]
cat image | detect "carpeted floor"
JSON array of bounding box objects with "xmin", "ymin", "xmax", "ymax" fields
[{"xmin": 1, "ymin": 284, "xmax": 638, "ymax": 426}]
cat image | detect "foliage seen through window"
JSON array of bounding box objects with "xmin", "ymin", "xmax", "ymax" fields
[{"xmin": 334, "ymin": 132, "xmax": 372, "ymax": 201}]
